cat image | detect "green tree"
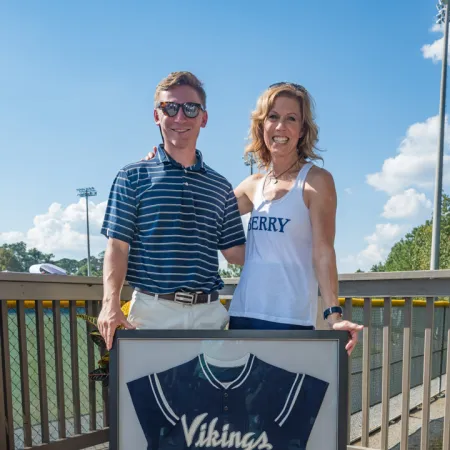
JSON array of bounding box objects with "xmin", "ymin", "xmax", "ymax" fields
[
  {"xmin": 52, "ymin": 258, "xmax": 81, "ymax": 275},
  {"xmin": 219, "ymin": 264, "xmax": 243, "ymax": 278},
  {"xmin": 0, "ymin": 242, "xmax": 106, "ymax": 276},
  {"xmin": 0, "ymin": 248, "xmax": 22, "ymax": 272},
  {"xmin": 371, "ymin": 193, "xmax": 450, "ymax": 272},
  {"xmin": 0, "ymin": 242, "xmax": 55, "ymax": 272},
  {"xmin": 77, "ymin": 255, "xmax": 104, "ymax": 277},
  {"xmin": 370, "ymin": 262, "xmax": 385, "ymax": 272}
]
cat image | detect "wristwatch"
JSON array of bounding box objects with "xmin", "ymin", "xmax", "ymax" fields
[{"xmin": 323, "ymin": 306, "xmax": 343, "ymax": 321}]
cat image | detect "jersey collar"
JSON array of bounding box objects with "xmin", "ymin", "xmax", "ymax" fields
[{"xmin": 198, "ymin": 353, "xmax": 255, "ymax": 390}]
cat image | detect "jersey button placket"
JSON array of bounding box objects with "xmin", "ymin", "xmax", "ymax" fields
[{"xmin": 223, "ymin": 391, "xmax": 229, "ymax": 412}]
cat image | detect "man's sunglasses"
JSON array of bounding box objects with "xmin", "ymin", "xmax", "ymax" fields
[
  {"xmin": 269, "ymin": 82, "xmax": 307, "ymax": 92},
  {"xmin": 157, "ymin": 102, "xmax": 205, "ymax": 118}
]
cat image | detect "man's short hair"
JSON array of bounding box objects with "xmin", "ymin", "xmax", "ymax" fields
[{"xmin": 154, "ymin": 71, "xmax": 207, "ymax": 108}]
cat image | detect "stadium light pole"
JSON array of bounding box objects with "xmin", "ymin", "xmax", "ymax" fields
[
  {"xmin": 243, "ymin": 152, "xmax": 256, "ymax": 175},
  {"xmin": 430, "ymin": 0, "xmax": 449, "ymax": 270},
  {"xmin": 77, "ymin": 187, "xmax": 97, "ymax": 276}
]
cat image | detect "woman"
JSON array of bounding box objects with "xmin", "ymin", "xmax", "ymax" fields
[
  {"xmin": 145, "ymin": 82, "xmax": 362, "ymax": 355},
  {"xmin": 229, "ymin": 82, "xmax": 362, "ymax": 354}
]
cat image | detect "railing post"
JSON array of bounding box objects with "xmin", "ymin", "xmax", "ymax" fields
[
  {"xmin": 439, "ymin": 305, "xmax": 446, "ymax": 392},
  {"xmin": 86, "ymin": 300, "xmax": 97, "ymax": 431},
  {"xmin": 380, "ymin": 297, "xmax": 391, "ymax": 449},
  {"xmin": 35, "ymin": 300, "xmax": 50, "ymax": 443},
  {"xmin": 345, "ymin": 297, "xmax": 353, "ymax": 445},
  {"xmin": 17, "ymin": 301, "xmax": 32, "ymax": 447},
  {"xmin": 0, "ymin": 300, "xmax": 14, "ymax": 450},
  {"xmin": 361, "ymin": 297, "xmax": 372, "ymax": 447},
  {"xmin": 0, "ymin": 302, "xmax": 8, "ymax": 449},
  {"xmin": 442, "ymin": 325, "xmax": 450, "ymax": 450},
  {"xmin": 69, "ymin": 300, "xmax": 82, "ymax": 435},
  {"xmin": 52, "ymin": 300, "xmax": 66, "ymax": 439},
  {"xmin": 420, "ymin": 297, "xmax": 434, "ymax": 450},
  {"xmin": 400, "ymin": 297, "xmax": 412, "ymax": 450}
]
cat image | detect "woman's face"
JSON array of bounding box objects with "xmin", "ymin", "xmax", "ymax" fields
[{"xmin": 263, "ymin": 95, "xmax": 303, "ymax": 159}]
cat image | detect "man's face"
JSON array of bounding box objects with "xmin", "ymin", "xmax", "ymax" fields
[{"xmin": 154, "ymin": 85, "xmax": 208, "ymax": 150}]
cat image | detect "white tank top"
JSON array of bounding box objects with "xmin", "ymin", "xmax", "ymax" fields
[{"xmin": 229, "ymin": 163, "xmax": 318, "ymax": 326}]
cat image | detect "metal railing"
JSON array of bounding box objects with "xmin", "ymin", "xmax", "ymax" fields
[{"xmin": 0, "ymin": 270, "xmax": 449, "ymax": 450}]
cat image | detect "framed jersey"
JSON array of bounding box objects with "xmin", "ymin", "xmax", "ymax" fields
[{"xmin": 109, "ymin": 330, "xmax": 349, "ymax": 450}]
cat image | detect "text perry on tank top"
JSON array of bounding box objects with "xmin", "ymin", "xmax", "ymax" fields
[{"xmin": 229, "ymin": 162, "xmax": 318, "ymax": 326}]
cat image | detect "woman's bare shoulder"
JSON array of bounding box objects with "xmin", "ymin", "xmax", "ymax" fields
[
  {"xmin": 248, "ymin": 172, "xmax": 265, "ymax": 183},
  {"xmin": 237, "ymin": 172, "xmax": 264, "ymax": 189},
  {"xmin": 306, "ymin": 165, "xmax": 335, "ymax": 189}
]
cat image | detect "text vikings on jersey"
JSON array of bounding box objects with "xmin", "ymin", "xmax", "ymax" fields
[{"xmin": 127, "ymin": 353, "xmax": 329, "ymax": 450}]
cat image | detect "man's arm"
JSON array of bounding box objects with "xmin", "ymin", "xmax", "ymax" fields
[
  {"xmin": 98, "ymin": 239, "xmax": 135, "ymax": 351},
  {"xmin": 217, "ymin": 184, "xmax": 247, "ymax": 268},
  {"xmin": 307, "ymin": 168, "xmax": 363, "ymax": 355},
  {"xmin": 99, "ymin": 167, "xmax": 138, "ymax": 349},
  {"xmin": 221, "ymin": 244, "xmax": 245, "ymax": 266},
  {"xmin": 103, "ymin": 237, "xmax": 129, "ymax": 303}
]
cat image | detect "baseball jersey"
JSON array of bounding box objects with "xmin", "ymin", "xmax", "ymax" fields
[{"xmin": 127, "ymin": 353, "xmax": 329, "ymax": 449}]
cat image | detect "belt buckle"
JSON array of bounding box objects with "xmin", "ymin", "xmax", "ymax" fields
[{"xmin": 174, "ymin": 291, "xmax": 196, "ymax": 305}]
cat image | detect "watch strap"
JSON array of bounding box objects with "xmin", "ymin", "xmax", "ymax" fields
[{"xmin": 323, "ymin": 306, "xmax": 343, "ymax": 320}]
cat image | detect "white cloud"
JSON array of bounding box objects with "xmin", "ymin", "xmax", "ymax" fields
[
  {"xmin": 0, "ymin": 200, "xmax": 107, "ymax": 260},
  {"xmin": 381, "ymin": 189, "xmax": 432, "ymax": 219},
  {"xmin": 432, "ymin": 24, "xmax": 444, "ymax": 33},
  {"xmin": 0, "ymin": 231, "xmax": 25, "ymax": 244},
  {"xmin": 421, "ymin": 23, "xmax": 448, "ymax": 63},
  {"xmin": 344, "ymin": 188, "xmax": 352, "ymax": 195},
  {"xmin": 366, "ymin": 115, "xmax": 450, "ymax": 195},
  {"xmin": 340, "ymin": 223, "xmax": 407, "ymax": 272},
  {"xmin": 365, "ymin": 223, "xmax": 404, "ymax": 246}
]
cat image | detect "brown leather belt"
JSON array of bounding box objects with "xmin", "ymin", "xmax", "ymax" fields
[{"xmin": 135, "ymin": 288, "xmax": 219, "ymax": 305}]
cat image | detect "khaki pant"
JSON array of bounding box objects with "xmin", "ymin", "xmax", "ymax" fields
[{"xmin": 127, "ymin": 289, "xmax": 229, "ymax": 330}]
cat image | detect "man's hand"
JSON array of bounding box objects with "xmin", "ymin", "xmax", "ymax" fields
[
  {"xmin": 98, "ymin": 302, "xmax": 135, "ymax": 351},
  {"xmin": 143, "ymin": 146, "xmax": 157, "ymax": 161},
  {"xmin": 328, "ymin": 316, "xmax": 363, "ymax": 356}
]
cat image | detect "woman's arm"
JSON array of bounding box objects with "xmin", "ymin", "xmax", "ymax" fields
[
  {"xmin": 234, "ymin": 174, "xmax": 262, "ymax": 215},
  {"xmin": 306, "ymin": 167, "xmax": 363, "ymax": 355},
  {"xmin": 306, "ymin": 168, "xmax": 339, "ymax": 315}
]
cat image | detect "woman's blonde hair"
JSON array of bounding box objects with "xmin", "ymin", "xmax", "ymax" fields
[{"xmin": 244, "ymin": 83, "xmax": 322, "ymax": 169}]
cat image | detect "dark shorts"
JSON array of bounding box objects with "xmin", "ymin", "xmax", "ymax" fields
[{"xmin": 228, "ymin": 316, "xmax": 315, "ymax": 330}]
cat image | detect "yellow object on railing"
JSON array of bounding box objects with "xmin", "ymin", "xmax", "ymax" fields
[
  {"xmin": 5, "ymin": 300, "xmax": 129, "ymax": 309},
  {"xmin": 4, "ymin": 297, "xmax": 450, "ymax": 309},
  {"xmin": 337, "ymin": 297, "xmax": 450, "ymax": 307}
]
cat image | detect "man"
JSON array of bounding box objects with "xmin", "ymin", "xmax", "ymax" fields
[{"xmin": 98, "ymin": 71, "xmax": 246, "ymax": 350}]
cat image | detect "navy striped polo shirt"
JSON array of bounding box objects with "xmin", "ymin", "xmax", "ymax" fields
[{"xmin": 101, "ymin": 144, "xmax": 246, "ymax": 294}]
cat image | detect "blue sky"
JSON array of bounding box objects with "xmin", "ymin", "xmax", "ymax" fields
[{"xmin": 1, "ymin": 0, "xmax": 449, "ymax": 272}]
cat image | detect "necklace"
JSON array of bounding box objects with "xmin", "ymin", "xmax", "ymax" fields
[{"xmin": 269, "ymin": 160, "xmax": 299, "ymax": 184}]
